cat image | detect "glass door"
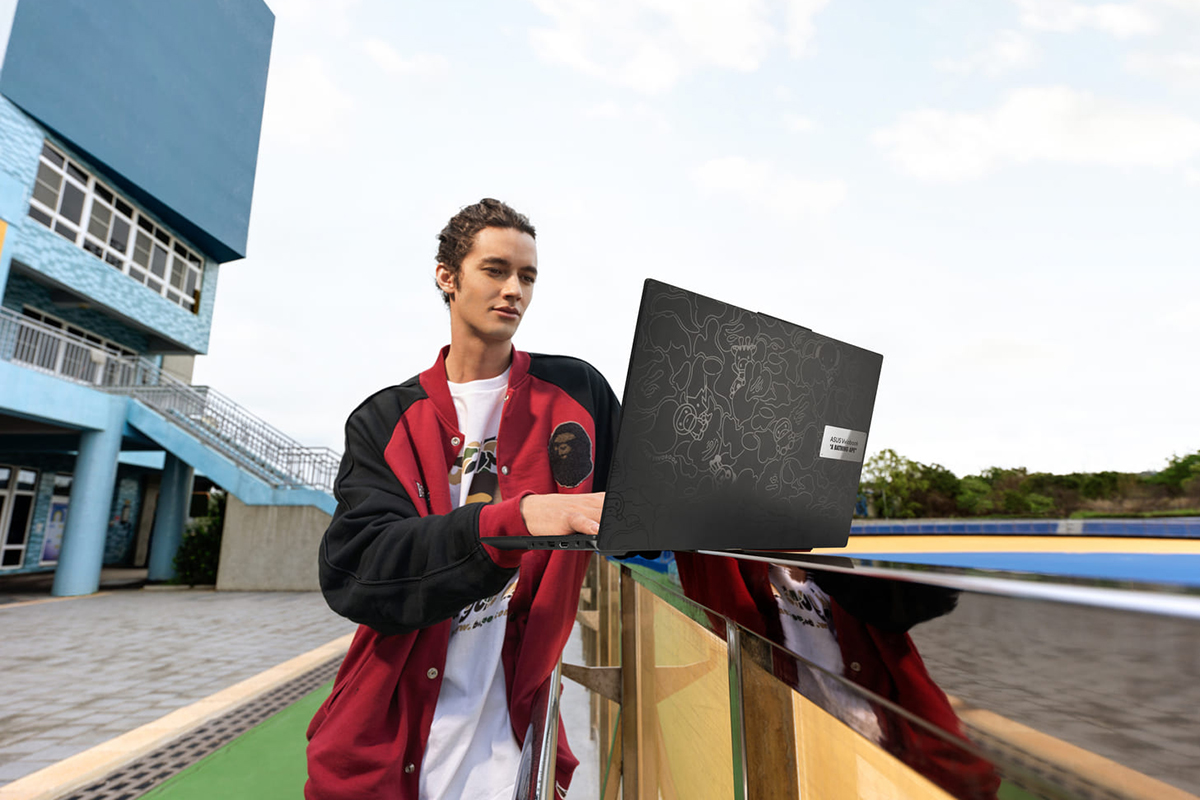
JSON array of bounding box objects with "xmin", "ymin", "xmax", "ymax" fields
[{"xmin": 0, "ymin": 467, "xmax": 39, "ymax": 569}]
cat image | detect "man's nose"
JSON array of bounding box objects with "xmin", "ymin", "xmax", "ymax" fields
[{"xmin": 502, "ymin": 275, "xmax": 523, "ymax": 299}]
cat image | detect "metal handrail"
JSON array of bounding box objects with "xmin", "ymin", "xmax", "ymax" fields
[{"xmin": 0, "ymin": 306, "xmax": 340, "ymax": 493}]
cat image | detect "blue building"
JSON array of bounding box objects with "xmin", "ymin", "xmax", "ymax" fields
[{"xmin": 0, "ymin": 0, "xmax": 335, "ymax": 595}]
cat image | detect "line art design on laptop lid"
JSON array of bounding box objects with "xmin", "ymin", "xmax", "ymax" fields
[{"xmin": 600, "ymin": 280, "xmax": 882, "ymax": 553}]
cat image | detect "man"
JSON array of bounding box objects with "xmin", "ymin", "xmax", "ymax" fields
[{"xmin": 306, "ymin": 199, "xmax": 619, "ymax": 800}]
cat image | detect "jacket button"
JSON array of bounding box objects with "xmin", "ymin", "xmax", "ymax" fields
[
  {"xmin": 451, "ymin": 436, "xmax": 461, "ymax": 446},
  {"xmin": 405, "ymin": 763, "xmax": 415, "ymax": 774},
  {"xmin": 849, "ymin": 661, "xmax": 862, "ymax": 673},
  {"xmin": 427, "ymin": 667, "xmax": 439, "ymax": 679},
  {"xmin": 501, "ymin": 466, "xmax": 509, "ymax": 475}
]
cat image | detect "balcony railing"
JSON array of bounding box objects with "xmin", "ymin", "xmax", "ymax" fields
[{"xmin": 0, "ymin": 306, "xmax": 340, "ymax": 494}]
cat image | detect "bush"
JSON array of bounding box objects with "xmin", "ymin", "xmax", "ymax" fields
[
  {"xmin": 955, "ymin": 476, "xmax": 993, "ymax": 515},
  {"xmin": 172, "ymin": 491, "xmax": 226, "ymax": 586},
  {"xmin": 1027, "ymin": 493, "xmax": 1056, "ymax": 516}
]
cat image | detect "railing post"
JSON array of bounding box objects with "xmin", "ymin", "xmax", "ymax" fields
[{"xmin": 726, "ymin": 624, "xmax": 749, "ymax": 800}]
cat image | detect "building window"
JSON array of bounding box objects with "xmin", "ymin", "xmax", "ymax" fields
[
  {"xmin": 27, "ymin": 142, "xmax": 205, "ymax": 313},
  {"xmin": 0, "ymin": 466, "xmax": 40, "ymax": 570}
]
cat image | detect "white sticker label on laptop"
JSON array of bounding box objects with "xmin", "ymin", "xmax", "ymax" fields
[{"xmin": 819, "ymin": 425, "xmax": 867, "ymax": 462}]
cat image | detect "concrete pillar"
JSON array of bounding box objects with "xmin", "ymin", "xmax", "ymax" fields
[
  {"xmin": 52, "ymin": 399, "xmax": 127, "ymax": 597},
  {"xmin": 147, "ymin": 454, "xmax": 195, "ymax": 581}
]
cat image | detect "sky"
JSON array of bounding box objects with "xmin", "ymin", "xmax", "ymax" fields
[{"xmin": 5, "ymin": 0, "xmax": 1199, "ymax": 478}]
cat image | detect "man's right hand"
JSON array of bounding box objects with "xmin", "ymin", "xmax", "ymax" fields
[{"xmin": 519, "ymin": 493, "xmax": 605, "ymax": 537}]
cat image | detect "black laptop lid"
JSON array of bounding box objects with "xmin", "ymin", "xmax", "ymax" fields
[{"xmin": 598, "ymin": 279, "xmax": 882, "ymax": 553}]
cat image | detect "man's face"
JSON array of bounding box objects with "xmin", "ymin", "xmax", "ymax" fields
[{"xmin": 437, "ymin": 227, "xmax": 537, "ymax": 345}]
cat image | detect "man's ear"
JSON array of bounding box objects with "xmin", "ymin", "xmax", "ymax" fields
[{"xmin": 435, "ymin": 264, "xmax": 458, "ymax": 299}]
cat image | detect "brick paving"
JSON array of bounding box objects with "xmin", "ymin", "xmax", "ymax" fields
[
  {"xmin": 0, "ymin": 580, "xmax": 601, "ymax": 798},
  {"xmin": 0, "ymin": 587, "xmax": 356, "ymax": 785},
  {"xmin": 909, "ymin": 591, "xmax": 1200, "ymax": 796}
]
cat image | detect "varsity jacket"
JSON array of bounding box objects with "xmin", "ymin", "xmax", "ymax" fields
[
  {"xmin": 673, "ymin": 553, "xmax": 1001, "ymax": 800},
  {"xmin": 306, "ymin": 346, "xmax": 620, "ymax": 800}
]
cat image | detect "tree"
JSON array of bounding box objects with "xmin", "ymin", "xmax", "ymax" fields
[
  {"xmin": 1146, "ymin": 451, "xmax": 1200, "ymax": 497},
  {"xmin": 955, "ymin": 476, "xmax": 993, "ymax": 515},
  {"xmin": 862, "ymin": 449, "xmax": 930, "ymax": 519}
]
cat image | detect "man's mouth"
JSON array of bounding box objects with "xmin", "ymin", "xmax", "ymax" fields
[{"xmin": 493, "ymin": 306, "xmax": 520, "ymax": 319}]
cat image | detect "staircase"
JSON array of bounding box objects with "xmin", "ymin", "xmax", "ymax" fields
[{"xmin": 0, "ymin": 306, "xmax": 340, "ymax": 494}]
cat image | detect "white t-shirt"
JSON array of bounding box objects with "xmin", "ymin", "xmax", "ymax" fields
[
  {"xmin": 446, "ymin": 370, "xmax": 508, "ymax": 508},
  {"xmin": 421, "ymin": 369, "xmax": 523, "ymax": 800},
  {"xmin": 769, "ymin": 565, "xmax": 883, "ymax": 743}
]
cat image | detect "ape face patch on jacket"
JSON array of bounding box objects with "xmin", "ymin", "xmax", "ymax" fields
[{"xmin": 549, "ymin": 422, "xmax": 593, "ymax": 488}]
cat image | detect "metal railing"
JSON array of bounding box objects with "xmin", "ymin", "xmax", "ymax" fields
[{"xmin": 0, "ymin": 306, "xmax": 341, "ymax": 493}]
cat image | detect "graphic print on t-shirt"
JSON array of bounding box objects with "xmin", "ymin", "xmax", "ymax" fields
[
  {"xmin": 452, "ymin": 574, "xmax": 519, "ymax": 634},
  {"xmin": 449, "ymin": 436, "xmax": 501, "ymax": 505}
]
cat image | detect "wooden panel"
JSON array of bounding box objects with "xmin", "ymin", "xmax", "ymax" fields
[
  {"xmin": 793, "ymin": 691, "xmax": 956, "ymax": 800},
  {"xmin": 742, "ymin": 640, "xmax": 800, "ymax": 800},
  {"xmin": 642, "ymin": 586, "xmax": 733, "ymax": 800}
]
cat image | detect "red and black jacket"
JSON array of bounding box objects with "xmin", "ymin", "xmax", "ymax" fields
[{"xmin": 306, "ymin": 347, "xmax": 619, "ymax": 800}]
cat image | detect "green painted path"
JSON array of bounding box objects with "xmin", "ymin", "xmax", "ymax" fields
[
  {"xmin": 143, "ymin": 682, "xmax": 331, "ymax": 799},
  {"xmin": 137, "ymin": 676, "xmax": 1045, "ymax": 800}
]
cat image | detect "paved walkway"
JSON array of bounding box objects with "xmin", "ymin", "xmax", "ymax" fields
[
  {"xmin": 0, "ymin": 579, "xmax": 601, "ymax": 799},
  {"xmin": 911, "ymin": 591, "xmax": 1200, "ymax": 797},
  {"xmin": 0, "ymin": 587, "xmax": 356, "ymax": 786}
]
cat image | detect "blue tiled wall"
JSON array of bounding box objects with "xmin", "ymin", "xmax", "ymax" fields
[
  {"xmin": 102, "ymin": 471, "xmax": 143, "ymax": 564},
  {"xmin": 0, "ymin": 96, "xmax": 220, "ymax": 355},
  {"xmin": 0, "ymin": 93, "xmax": 41, "ymax": 200},
  {"xmin": 3, "ymin": 272, "xmax": 150, "ymax": 353}
]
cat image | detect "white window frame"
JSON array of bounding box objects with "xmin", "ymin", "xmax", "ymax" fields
[
  {"xmin": 27, "ymin": 141, "xmax": 205, "ymax": 314},
  {"xmin": 0, "ymin": 465, "xmax": 41, "ymax": 571}
]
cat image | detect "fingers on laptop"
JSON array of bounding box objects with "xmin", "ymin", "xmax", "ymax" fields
[{"xmin": 520, "ymin": 492, "xmax": 605, "ymax": 537}]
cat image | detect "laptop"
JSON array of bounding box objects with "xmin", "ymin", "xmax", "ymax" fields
[{"xmin": 482, "ymin": 279, "xmax": 882, "ymax": 553}]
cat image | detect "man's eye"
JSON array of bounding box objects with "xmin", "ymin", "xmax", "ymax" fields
[{"xmin": 522, "ymin": 275, "xmax": 536, "ymax": 284}]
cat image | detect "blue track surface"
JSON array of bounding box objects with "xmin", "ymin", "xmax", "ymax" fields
[{"xmin": 853, "ymin": 552, "xmax": 1200, "ymax": 587}]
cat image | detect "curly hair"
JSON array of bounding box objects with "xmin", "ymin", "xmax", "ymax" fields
[{"xmin": 435, "ymin": 198, "xmax": 536, "ymax": 307}]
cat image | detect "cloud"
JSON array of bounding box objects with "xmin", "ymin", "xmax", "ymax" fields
[
  {"xmin": 691, "ymin": 156, "xmax": 847, "ymax": 219},
  {"xmin": 785, "ymin": 114, "xmax": 816, "ymax": 132},
  {"xmin": 261, "ymin": 55, "xmax": 356, "ymax": 150},
  {"xmin": 268, "ymin": 0, "xmax": 362, "ymax": 38},
  {"xmin": 1013, "ymin": 0, "xmax": 1159, "ymax": 38},
  {"xmin": 363, "ymin": 39, "xmax": 450, "ymax": 77},
  {"xmin": 783, "ymin": 0, "xmax": 832, "ymax": 56},
  {"xmin": 528, "ymin": 0, "xmax": 829, "ymax": 94},
  {"xmin": 579, "ymin": 99, "xmax": 672, "ymax": 132},
  {"xmin": 873, "ymin": 86, "xmax": 1200, "ymax": 182},
  {"xmin": 1126, "ymin": 50, "xmax": 1200, "ymax": 87},
  {"xmin": 936, "ymin": 30, "xmax": 1037, "ymax": 77}
]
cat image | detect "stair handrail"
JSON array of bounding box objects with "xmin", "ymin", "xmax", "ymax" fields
[{"xmin": 0, "ymin": 306, "xmax": 340, "ymax": 493}]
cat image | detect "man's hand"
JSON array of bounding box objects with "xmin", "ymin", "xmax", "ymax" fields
[{"xmin": 519, "ymin": 493, "xmax": 605, "ymax": 537}]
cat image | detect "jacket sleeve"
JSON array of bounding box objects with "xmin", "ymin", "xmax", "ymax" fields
[{"xmin": 318, "ymin": 400, "xmax": 526, "ymax": 636}]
